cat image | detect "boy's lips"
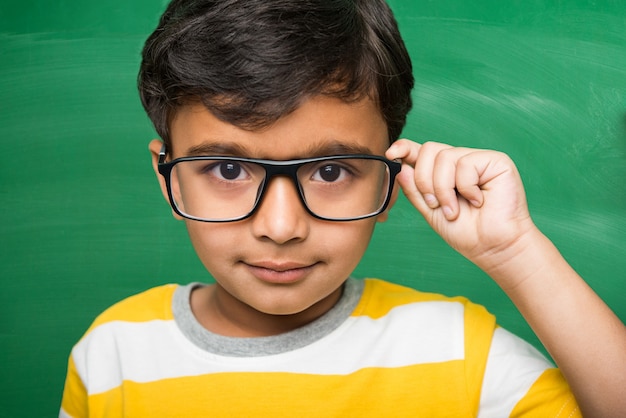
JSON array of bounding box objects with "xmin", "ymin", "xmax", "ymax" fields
[{"xmin": 243, "ymin": 261, "xmax": 317, "ymax": 284}]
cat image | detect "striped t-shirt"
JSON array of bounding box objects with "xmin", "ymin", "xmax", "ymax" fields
[{"xmin": 60, "ymin": 278, "xmax": 579, "ymax": 417}]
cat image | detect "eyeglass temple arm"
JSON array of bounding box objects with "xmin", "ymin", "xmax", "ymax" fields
[{"xmin": 158, "ymin": 144, "xmax": 167, "ymax": 164}]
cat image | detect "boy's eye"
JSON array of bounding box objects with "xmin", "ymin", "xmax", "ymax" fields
[
  {"xmin": 206, "ymin": 161, "xmax": 248, "ymax": 181},
  {"xmin": 311, "ymin": 164, "xmax": 349, "ymax": 183}
]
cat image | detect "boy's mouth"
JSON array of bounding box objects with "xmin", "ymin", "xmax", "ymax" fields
[{"xmin": 243, "ymin": 261, "xmax": 317, "ymax": 284}]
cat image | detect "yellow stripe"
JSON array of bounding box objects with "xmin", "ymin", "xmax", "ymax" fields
[
  {"xmin": 463, "ymin": 301, "xmax": 496, "ymax": 414},
  {"xmin": 357, "ymin": 278, "xmax": 469, "ymax": 319},
  {"xmin": 85, "ymin": 284, "xmax": 177, "ymax": 333},
  {"xmin": 88, "ymin": 361, "xmax": 477, "ymax": 418},
  {"xmin": 60, "ymin": 356, "xmax": 88, "ymax": 418},
  {"xmin": 510, "ymin": 368, "xmax": 581, "ymax": 417}
]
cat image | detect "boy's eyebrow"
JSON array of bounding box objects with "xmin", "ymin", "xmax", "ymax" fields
[
  {"xmin": 183, "ymin": 139, "xmax": 376, "ymax": 159},
  {"xmin": 304, "ymin": 141, "xmax": 375, "ymax": 157},
  {"xmin": 184, "ymin": 142, "xmax": 249, "ymax": 157}
]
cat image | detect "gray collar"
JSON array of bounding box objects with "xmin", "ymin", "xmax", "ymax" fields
[{"xmin": 172, "ymin": 278, "xmax": 364, "ymax": 357}]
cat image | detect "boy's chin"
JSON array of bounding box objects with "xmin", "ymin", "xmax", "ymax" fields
[
  {"xmin": 248, "ymin": 299, "xmax": 322, "ymax": 317},
  {"xmin": 240, "ymin": 288, "xmax": 343, "ymax": 327}
]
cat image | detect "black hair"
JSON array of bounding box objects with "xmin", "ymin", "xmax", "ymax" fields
[{"xmin": 138, "ymin": 0, "xmax": 414, "ymax": 150}]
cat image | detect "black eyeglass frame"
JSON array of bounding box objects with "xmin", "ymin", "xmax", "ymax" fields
[{"xmin": 157, "ymin": 146, "xmax": 401, "ymax": 222}]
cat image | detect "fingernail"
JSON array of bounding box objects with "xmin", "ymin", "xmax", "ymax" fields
[
  {"xmin": 443, "ymin": 206, "xmax": 454, "ymax": 219},
  {"xmin": 424, "ymin": 194, "xmax": 439, "ymax": 208}
]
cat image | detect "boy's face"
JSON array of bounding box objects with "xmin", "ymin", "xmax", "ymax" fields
[{"xmin": 150, "ymin": 95, "xmax": 395, "ymax": 331}]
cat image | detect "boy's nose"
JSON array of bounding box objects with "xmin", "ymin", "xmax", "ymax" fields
[{"xmin": 250, "ymin": 176, "xmax": 310, "ymax": 244}]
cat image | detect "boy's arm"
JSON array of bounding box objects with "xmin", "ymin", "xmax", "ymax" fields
[{"xmin": 386, "ymin": 140, "xmax": 626, "ymax": 418}]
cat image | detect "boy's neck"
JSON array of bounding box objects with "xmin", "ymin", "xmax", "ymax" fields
[{"xmin": 190, "ymin": 283, "xmax": 344, "ymax": 337}]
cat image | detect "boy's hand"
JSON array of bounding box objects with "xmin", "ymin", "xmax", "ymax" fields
[
  {"xmin": 386, "ymin": 140, "xmax": 537, "ymax": 283},
  {"xmin": 387, "ymin": 139, "xmax": 626, "ymax": 416}
]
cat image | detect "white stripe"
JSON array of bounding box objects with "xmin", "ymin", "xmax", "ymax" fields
[
  {"xmin": 73, "ymin": 300, "xmax": 466, "ymax": 395},
  {"xmin": 478, "ymin": 327, "xmax": 553, "ymax": 417}
]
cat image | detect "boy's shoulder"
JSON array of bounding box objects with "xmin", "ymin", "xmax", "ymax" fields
[{"xmin": 84, "ymin": 284, "xmax": 179, "ymax": 336}]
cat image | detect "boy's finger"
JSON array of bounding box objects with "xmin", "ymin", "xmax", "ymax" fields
[
  {"xmin": 455, "ymin": 152, "xmax": 486, "ymax": 208},
  {"xmin": 431, "ymin": 147, "xmax": 478, "ymax": 220},
  {"xmin": 385, "ymin": 138, "xmax": 421, "ymax": 164},
  {"xmin": 395, "ymin": 164, "xmax": 430, "ymax": 216},
  {"xmin": 387, "ymin": 139, "xmax": 437, "ymax": 213},
  {"xmin": 414, "ymin": 142, "xmax": 453, "ymax": 210},
  {"xmin": 454, "ymin": 149, "xmax": 517, "ymax": 208}
]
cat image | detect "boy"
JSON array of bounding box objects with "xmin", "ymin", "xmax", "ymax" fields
[{"xmin": 60, "ymin": 0, "xmax": 626, "ymax": 416}]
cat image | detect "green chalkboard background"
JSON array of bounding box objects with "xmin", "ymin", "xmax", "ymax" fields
[{"xmin": 1, "ymin": 0, "xmax": 625, "ymax": 416}]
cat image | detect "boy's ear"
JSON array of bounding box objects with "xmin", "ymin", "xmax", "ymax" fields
[
  {"xmin": 148, "ymin": 139, "xmax": 184, "ymax": 220},
  {"xmin": 376, "ymin": 181, "xmax": 400, "ymax": 223}
]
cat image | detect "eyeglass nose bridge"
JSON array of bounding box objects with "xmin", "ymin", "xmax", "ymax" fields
[{"xmin": 253, "ymin": 161, "xmax": 310, "ymax": 216}]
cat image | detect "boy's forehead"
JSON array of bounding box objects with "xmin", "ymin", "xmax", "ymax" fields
[{"xmin": 168, "ymin": 96, "xmax": 390, "ymax": 159}]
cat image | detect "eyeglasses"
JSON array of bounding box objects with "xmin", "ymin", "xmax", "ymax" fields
[{"xmin": 157, "ymin": 147, "xmax": 401, "ymax": 222}]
